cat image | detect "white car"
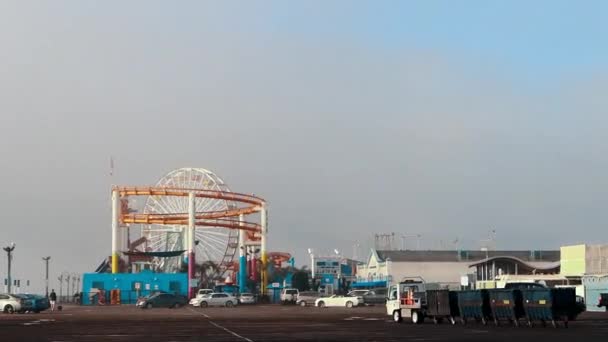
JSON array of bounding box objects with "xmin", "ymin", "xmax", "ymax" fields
[
  {"xmin": 315, "ymin": 295, "xmax": 359, "ymax": 308},
  {"xmin": 238, "ymin": 293, "xmax": 256, "ymax": 305},
  {"xmin": 280, "ymin": 288, "xmax": 299, "ymax": 304},
  {"xmin": 189, "ymin": 289, "xmax": 214, "ymax": 305},
  {"xmin": 0, "ymin": 294, "xmax": 23, "ymax": 314},
  {"xmin": 192, "ymin": 293, "xmax": 238, "ymax": 308}
]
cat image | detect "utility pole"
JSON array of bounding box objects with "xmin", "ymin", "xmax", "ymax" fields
[
  {"xmin": 42, "ymin": 257, "xmax": 51, "ymax": 297},
  {"xmin": 3, "ymin": 243, "xmax": 16, "ymax": 294},
  {"xmin": 58, "ymin": 274, "xmax": 63, "ymax": 301}
]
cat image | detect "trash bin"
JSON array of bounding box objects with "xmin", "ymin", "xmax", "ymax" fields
[
  {"xmin": 426, "ymin": 290, "xmax": 459, "ymax": 325},
  {"xmin": 457, "ymin": 290, "xmax": 492, "ymax": 325},
  {"xmin": 521, "ymin": 288, "xmax": 577, "ymax": 327},
  {"xmin": 488, "ymin": 289, "xmax": 525, "ymax": 326}
]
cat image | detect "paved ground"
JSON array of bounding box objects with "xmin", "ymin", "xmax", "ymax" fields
[{"xmin": 1, "ymin": 305, "xmax": 607, "ymax": 341}]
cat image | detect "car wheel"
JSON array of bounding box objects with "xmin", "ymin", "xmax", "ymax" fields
[
  {"xmin": 4, "ymin": 305, "xmax": 15, "ymax": 314},
  {"xmin": 345, "ymin": 301, "xmax": 353, "ymax": 308},
  {"xmin": 393, "ymin": 310, "xmax": 402, "ymax": 323},
  {"xmin": 200, "ymin": 302, "xmax": 208, "ymax": 308},
  {"xmin": 300, "ymin": 301, "xmax": 307, "ymax": 307},
  {"xmin": 146, "ymin": 303, "xmax": 153, "ymax": 309},
  {"xmin": 318, "ymin": 301, "xmax": 325, "ymax": 308},
  {"xmin": 173, "ymin": 303, "xmax": 182, "ymax": 309},
  {"xmin": 226, "ymin": 301, "xmax": 234, "ymax": 308}
]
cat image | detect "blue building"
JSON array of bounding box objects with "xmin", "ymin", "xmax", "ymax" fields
[
  {"xmin": 312, "ymin": 257, "xmax": 355, "ymax": 294},
  {"xmin": 81, "ymin": 271, "xmax": 188, "ymax": 305}
]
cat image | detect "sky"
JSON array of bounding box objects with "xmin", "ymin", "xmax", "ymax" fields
[{"xmin": 1, "ymin": 0, "xmax": 608, "ymax": 294}]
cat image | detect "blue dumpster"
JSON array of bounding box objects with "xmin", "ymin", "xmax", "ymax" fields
[
  {"xmin": 488, "ymin": 289, "xmax": 525, "ymax": 326},
  {"xmin": 457, "ymin": 290, "xmax": 492, "ymax": 325},
  {"xmin": 521, "ymin": 288, "xmax": 577, "ymax": 327}
]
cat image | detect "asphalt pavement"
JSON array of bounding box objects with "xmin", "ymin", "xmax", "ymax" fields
[{"xmin": 1, "ymin": 304, "xmax": 607, "ymax": 341}]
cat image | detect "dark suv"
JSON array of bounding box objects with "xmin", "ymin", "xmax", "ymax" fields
[{"xmin": 598, "ymin": 293, "xmax": 608, "ymax": 311}]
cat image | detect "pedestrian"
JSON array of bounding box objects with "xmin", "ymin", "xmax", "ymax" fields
[{"xmin": 49, "ymin": 289, "xmax": 57, "ymax": 311}]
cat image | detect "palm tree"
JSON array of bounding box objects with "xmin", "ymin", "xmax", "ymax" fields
[{"xmin": 198, "ymin": 261, "xmax": 220, "ymax": 288}]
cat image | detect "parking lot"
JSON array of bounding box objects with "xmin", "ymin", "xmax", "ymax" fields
[{"xmin": 1, "ymin": 305, "xmax": 607, "ymax": 342}]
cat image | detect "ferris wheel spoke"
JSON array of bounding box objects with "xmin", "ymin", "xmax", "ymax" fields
[
  {"xmin": 197, "ymin": 240, "xmax": 226, "ymax": 255},
  {"xmin": 200, "ymin": 236, "xmax": 228, "ymax": 250}
]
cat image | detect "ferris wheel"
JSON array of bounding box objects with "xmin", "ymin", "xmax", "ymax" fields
[{"xmin": 141, "ymin": 168, "xmax": 239, "ymax": 278}]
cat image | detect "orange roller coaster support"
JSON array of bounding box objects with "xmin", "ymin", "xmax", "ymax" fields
[{"xmin": 110, "ymin": 185, "xmax": 268, "ymax": 293}]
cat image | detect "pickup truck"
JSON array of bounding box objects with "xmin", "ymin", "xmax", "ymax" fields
[{"xmin": 386, "ymin": 277, "xmax": 430, "ymax": 324}]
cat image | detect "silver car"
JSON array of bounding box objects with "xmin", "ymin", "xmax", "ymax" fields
[
  {"xmin": 238, "ymin": 293, "xmax": 256, "ymax": 305},
  {"xmin": 0, "ymin": 293, "xmax": 23, "ymax": 314},
  {"xmin": 193, "ymin": 293, "xmax": 238, "ymax": 308}
]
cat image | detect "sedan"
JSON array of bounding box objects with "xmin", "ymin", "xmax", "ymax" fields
[
  {"xmin": 238, "ymin": 293, "xmax": 256, "ymax": 305},
  {"xmin": 193, "ymin": 293, "xmax": 238, "ymax": 308},
  {"xmin": 136, "ymin": 293, "xmax": 187, "ymax": 309},
  {"xmin": 0, "ymin": 294, "xmax": 24, "ymax": 314},
  {"xmin": 315, "ymin": 295, "xmax": 359, "ymax": 308}
]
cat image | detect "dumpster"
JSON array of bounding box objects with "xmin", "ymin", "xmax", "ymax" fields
[
  {"xmin": 488, "ymin": 289, "xmax": 524, "ymax": 326},
  {"xmin": 457, "ymin": 290, "xmax": 492, "ymax": 325},
  {"xmin": 522, "ymin": 288, "xmax": 577, "ymax": 327},
  {"xmin": 426, "ymin": 290, "xmax": 460, "ymax": 324}
]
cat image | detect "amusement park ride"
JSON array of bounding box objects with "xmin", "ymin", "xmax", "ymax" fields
[{"xmin": 108, "ymin": 168, "xmax": 283, "ymax": 299}]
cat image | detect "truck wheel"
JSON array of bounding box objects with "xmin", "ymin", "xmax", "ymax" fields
[
  {"xmin": 393, "ymin": 310, "xmax": 402, "ymax": 323},
  {"xmin": 412, "ymin": 311, "xmax": 422, "ymax": 324}
]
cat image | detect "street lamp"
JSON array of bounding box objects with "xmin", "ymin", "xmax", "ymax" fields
[
  {"xmin": 42, "ymin": 257, "xmax": 51, "ymax": 297},
  {"xmin": 3, "ymin": 243, "xmax": 16, "ymax": 294},
  {"xmin": 307, "ymin": 248, "xmax": 315, "ymax": 288}
]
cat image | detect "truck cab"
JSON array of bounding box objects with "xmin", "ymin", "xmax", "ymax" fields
[{"xmin": 386, "ymin": 277, "xmax": 429, "ymax": 324}]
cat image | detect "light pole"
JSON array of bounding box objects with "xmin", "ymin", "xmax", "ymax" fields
[
  {"xmin": 3, "ymin": 243, "xmax": 16, "ymax": 294},
  {"xmin": 307, "ymin": 248, "xmax": 315, "ymax": 289},
  {"xmin": 58, "ymin": 274, "xmax": 63, "ymax": 301},
  {"xmin": 42, "ymin": 257, "xmax": 51, "ymax": 297}
]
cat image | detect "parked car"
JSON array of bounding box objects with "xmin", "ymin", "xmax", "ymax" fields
[
  {"xmin": 25, "ymin": 295, "xmax": 50, "ymax": 313},
  {"xmin": 315, "ymin": 295, "xmax": 359, "ymax": 308},
  {"xmin": 238, "ymin": 293, "xmax": 256, "ymax": 305},
  {"xmin": 189, "ymin": 289, "xmax": 214, "ymax": 305},
  {"xmin": 13, "ymin": 294, "xmax": 37, "ymax": 313},
  {"xmin": 193, "ymin": 293, "xmax": 238, "ymax": 308},
  {"xmin": 0, "ymin": 293, "xmax": 24, "ymax": 314},
  {"xmin": 296, "ymin": 291, "xmax": 322, "ymax": 307},
  {"xmin": 136, "ymin": 293, "xmax": 187, "ymax": 309},
  {"xmin": 365, "ymin": 288, "xmax": 388, "ymax": 305},
  {"xmin": 280, "ymin": 288, "xmax": 299, "ymax": 304},
  {"xmin": 504, "ymin": 282, "xmax": 547, "ymax": 290}
]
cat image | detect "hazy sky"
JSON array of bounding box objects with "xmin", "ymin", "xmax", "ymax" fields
[{"xmin": 1, "ymin": 1, "xmax": 608, "ymax": 293}]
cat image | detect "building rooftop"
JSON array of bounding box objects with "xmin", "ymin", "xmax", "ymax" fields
[{"xmin": 376, "ymin": 249, "xmax": 560, "ymax": 263}]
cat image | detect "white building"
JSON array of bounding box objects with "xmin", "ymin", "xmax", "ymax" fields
[{"xmin": 353, "ymin": 249, "xmax": 560, "ymax": 290}]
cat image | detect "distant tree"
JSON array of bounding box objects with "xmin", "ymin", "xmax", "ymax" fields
[{"xmin": 292, "ymin": 270, "xmax": 310, "ymax": 291}]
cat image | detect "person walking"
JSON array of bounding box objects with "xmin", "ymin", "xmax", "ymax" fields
[{"xmin": 49, "ymin": 289, "xmax": 57, "ymax": 311}]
